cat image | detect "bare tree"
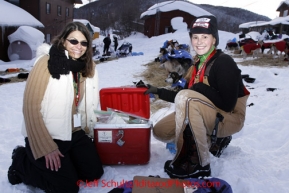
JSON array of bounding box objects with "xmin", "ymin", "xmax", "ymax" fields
[{"xmin": 117, "ymin": 0, "xmax": 141, "ymax": 37}]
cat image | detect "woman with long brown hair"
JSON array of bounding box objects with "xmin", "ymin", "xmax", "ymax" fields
[{"xmin": 8, "ymin": 22, "xmax": 103, "ymax": 192}]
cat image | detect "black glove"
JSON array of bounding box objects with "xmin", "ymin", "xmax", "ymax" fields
[
  {"xmin": 48, "ymin": 45, "xmax": 70, "ymax": 79},
  {"xmin": 48, "ymin": 45, "xmax": 85, "ymax": 79},
  {"xmin": 190, "ymin": 82, "xmax": 203, "ymax": 92},
  {"xmin": 144, "ymin": 84, "xmax": 158, "ymax": 95}
]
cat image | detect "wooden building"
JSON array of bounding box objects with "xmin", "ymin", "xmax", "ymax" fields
[
  {"xmin": 276, "ymin": 1, "xmax": 289, "ymax": 34},
  {"xmin": 0, "ymin": 1, "xmax": 43, "ymax": 62},
  {"xmin": 277, "ymin": 1, "xmax": 289, "ymax": 17},
  {"xmin": 140, "ymin": 1, "xmax": 211, "ymax": 38},
  {"xmin": 239, "ymin": 1, "xmax": 289, "ymax": 36},
  {"xmin": 8, "ymin": 0, "xmax": 83, "ymax": 43},
  {"xmin": 0, "ymin": 0, "xmax": 82, "ymax": 61}
]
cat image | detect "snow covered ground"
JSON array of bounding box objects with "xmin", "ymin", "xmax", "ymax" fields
[{"xmin": 1, "ymin": 29, "xmax": 289, "ymax": 193}]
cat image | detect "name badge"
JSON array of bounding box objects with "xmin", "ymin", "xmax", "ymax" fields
[{"xmin": 73, "ymin": 113, "xmax": 81, "ymax": 128}]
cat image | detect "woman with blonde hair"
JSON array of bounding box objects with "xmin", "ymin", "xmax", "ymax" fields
[{"xmin": 145, "ymin": 15, "xmax": 250, "ymax": 179}]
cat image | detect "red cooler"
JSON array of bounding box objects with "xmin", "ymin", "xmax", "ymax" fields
[{"xmin": 94, "ymin": 86, "xmax": 152, "ymax": 165}]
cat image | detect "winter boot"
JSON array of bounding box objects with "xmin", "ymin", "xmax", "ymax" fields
[
  {"xmin": 209, "ymin": 136, "xmax": 232, "ymax": 157},
  {"xmin": 7, "ymin": 146, "xmax": 25, "ymax": 185},
  {"xmin": 164, "ymin": 125, "xmax": 211, "ymax": 179}
]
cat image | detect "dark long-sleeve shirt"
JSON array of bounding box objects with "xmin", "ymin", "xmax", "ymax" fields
[{"xmin": 157, "ymin": 50, "xmax": 245, "ymax": 112}]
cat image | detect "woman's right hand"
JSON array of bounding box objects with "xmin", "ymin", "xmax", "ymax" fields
[{"xmin": 45, "ymin": 149, "xmax": 64, "ymax": 172}]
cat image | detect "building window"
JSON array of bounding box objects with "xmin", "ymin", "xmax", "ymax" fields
[
  {"xmin": 66, "ymin": 8, "xmax": 69, "ymax": 17},
  {"xmin": 165, "ymin": 27, "xmax": 169, "ymax": 34},
  {"xmin": 46, "ymin": 34, "xmax": 51, "ymax": 43},
  {"xmin": 283, "ymin": 10, "xmax": 288, "ymax": 17},
  {"xmin": 57, "ymin": 5, "xmax": 62, "ymax": 16},
  {"xmin": 46, "ymin": 3, "xmax": 51, "ymax": 14}
]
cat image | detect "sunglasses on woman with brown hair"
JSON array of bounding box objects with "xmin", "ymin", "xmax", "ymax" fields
[{"xmin": 66, "ymin": 39, "xmax": 88, "ymax": 47}]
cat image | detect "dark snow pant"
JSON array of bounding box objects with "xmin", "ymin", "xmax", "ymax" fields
[
  {"xmin": 103, "ymin": 45, "xmax": 110, "ymax": 55},
  {"xmin": 17, "ymin": 130, "xmax": 104, "ymax": 193},
  {"xmin": 114, "ymin": 44, "xmax": 118, "ymax": 51}
]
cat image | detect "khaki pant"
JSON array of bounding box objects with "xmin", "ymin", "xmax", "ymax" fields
[{"xmin": 153, "ymin": 90, "xmax": 249, "ymax": 166}]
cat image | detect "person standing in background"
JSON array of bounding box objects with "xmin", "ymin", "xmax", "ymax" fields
[
  {"xmin": 113, "ymin": 35, "xmax": 118, "ymax": 52},
  {"xmin": 103, "ymin": 34, "xmax": 111, "ymax": 55}
]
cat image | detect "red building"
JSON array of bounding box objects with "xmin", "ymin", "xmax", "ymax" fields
[{"xmin": 140, "ymin": 1, "xmax": 212, "ymax": 38}]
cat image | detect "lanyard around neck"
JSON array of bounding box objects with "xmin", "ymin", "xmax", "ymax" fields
[
  {"xmin": 188, "ymin": 49, "xmax": 216, "ymax": 88},
  {"xmin": 73, "ymin": 72, "xmax": 80, "ymax": 107}
]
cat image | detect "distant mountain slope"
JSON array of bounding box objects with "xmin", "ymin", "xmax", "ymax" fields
[
  {"xmin": 197, "ymin": 4, "xmax": 271, "ymax": 32},
  {"xmin": 74, "ymin": 0, "xmax": 271, "ymax": 36}
]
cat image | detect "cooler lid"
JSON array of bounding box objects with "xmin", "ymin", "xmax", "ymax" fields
[{"xmin": 99, "ymin": 86, "xmax": 150, "ymax": 119}]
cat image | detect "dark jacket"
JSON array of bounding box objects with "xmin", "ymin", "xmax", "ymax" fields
[
  {"xmin": 103, "ymin": 37, "xmax": 111, "ymax": 46},
  {"xmin": 113, "ymin": 37, "xmax": 118, "ymax": 45},
  {"xmin": 157, "ymin": 50, "xmax": 245, "ymax": 112}
]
